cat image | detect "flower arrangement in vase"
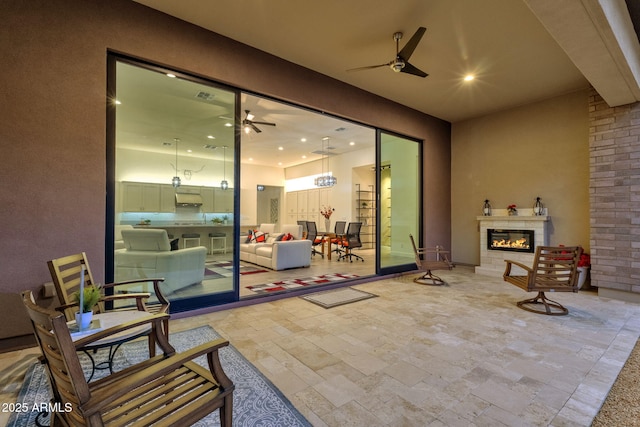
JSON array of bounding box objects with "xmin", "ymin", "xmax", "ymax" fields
[
  {"xmin": 320, "ymin": 206, "xmax": 335, "ymax": 232},
  {"xmin": 507, "ymin": 204, "xmax": 518, "ymax": 216}
]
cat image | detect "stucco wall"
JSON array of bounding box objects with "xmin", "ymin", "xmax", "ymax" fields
[
  {"xmin": 0, "ymin": 0, "xmax": 450, "ymax": 296},
  {"xmin": 451, "ymin": 90, "xmax": 590, "ymax": 265}
]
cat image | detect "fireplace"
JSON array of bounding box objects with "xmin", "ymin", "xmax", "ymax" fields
[{"xmin": 487, "ymin": 229, "xmax": 534, "ymax": 253}]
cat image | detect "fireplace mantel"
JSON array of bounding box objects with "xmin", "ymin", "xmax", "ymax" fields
[{"xmin": 475, "ymin": 215, "xmax": 550, "ymax": 277}]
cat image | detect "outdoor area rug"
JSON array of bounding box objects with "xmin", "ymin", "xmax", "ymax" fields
[
  {"xmin": 205, "ymin": 260, "xmax": 268, "ymax": 278},
  {"xmin": 247, "ymin": 273, "xmax": 359, "ymax": 294},
  {"xmin": 7, "ymin": 326, "xmax": 310, "ymax": 427},
  {"xmin": 301, "ymin": 287, "xmax": 378, "ymax": 308}
]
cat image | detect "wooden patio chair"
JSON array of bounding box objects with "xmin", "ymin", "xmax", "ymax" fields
[
  {"xmin": 48, "ymin": 252, "xmax": 170, "ymax": 355},
  {"xmin": 22, "ymin": 291, "xmax": 234, "ymax": 427},
  {"xmin": 503, "ymin": 245, "xmax": 582, "ymax": 315},
  {"xmin": 409, "ymin": 234, "xmax": 454, "ymax": 285}
]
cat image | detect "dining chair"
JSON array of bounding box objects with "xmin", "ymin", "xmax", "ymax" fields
[
  {"xmin": 337, "ymin": 222, "xmax": 364, "ymax": 262},
  {"xmin": 331, "ymin": 220, "xmax": 347, "ymax": 256},
  {"xmin": 305, "ymin": 221, "xmax": 324, "ymax": 257}
]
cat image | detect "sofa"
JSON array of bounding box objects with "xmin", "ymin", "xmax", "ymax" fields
[
  {"xmin": 115, "ymin": 228, "xmax": 207, "ymax": 295},
  {"xmin": 239, "ymin": 224, "xmax": 312, "ymax": 270},
  {"xmin": 114, "ymin": 224, "xmax": 134, "ymax": 250}
]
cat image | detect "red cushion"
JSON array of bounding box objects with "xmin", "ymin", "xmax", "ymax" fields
[{"xmin": 281, "ymin": 233, "xmax": 294, "ymax": 241}]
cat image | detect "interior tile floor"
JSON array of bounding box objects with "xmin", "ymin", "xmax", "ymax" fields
[{"xmin": 3, "ymin": 267, "xmax": 640, "ymax": 426}]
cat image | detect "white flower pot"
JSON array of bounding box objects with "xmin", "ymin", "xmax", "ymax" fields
[
  {"xmin": 75, "ymin": 311, "xmax": 93, "ymax": 330},
  {"xmin": 576, "ymin": 266, "xmax": 589, "ymax": 290}
]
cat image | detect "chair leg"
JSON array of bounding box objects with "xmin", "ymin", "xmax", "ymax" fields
[
  {"xmin": 413, "ymin": 270, "xmax": 446, "ymax": 286},
  {"xmin": 517, "ymin": 291, "xmax": 569, "ymax": 315}
]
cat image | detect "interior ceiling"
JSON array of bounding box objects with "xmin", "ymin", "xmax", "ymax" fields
[{"xmin": 125, "ymin": 0, "xmax": 640, "ymax": 166}]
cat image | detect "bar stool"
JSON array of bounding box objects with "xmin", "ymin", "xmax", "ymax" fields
[
  {"xmin": 182, "ymin": 233, "xmax": 201, "ymax": 249},
  {"xmin": 209, "ymin": 232, "xmax": 227, "ymax": 254}
]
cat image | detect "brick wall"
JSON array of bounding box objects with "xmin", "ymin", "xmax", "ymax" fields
[{"xmin": 589, "ymin": 88, "xmax": 640, "ymax": 300}]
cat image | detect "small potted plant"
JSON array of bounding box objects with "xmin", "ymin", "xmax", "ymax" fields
[{"xmin": 73, "ymin": 285, "xmax": 101, "ymax": 329}]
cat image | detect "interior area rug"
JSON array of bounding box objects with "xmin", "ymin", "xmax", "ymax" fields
[
  {"xmin": 247, "ymin": 273, "xmax": 359, "ymax": 294},
  {"xmin": 205, "ymin": 260, "xmax": 268, "ymax": 278},
  {"xmin": 7, "ymin": 326, "xmax": 310, "ymax": 427},
  {"xmin": 301, "ymin": 286, "xmax": 378, "ymax": 308}
]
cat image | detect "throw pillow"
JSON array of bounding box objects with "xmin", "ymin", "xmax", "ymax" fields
[
  {"xmin": 245, "ymin": 229, "xmax": 253, "ymax": 243},
  {"xmin": 275, "ymin": 233, "xmax": 286, "ymax": 241},
  {"xmin": 251, "ymin": 230, "xmax": 266, "ymax": 243},
  {"xmin": 281, "ymin": 233, "xmax": 294, "ymax": 241}
]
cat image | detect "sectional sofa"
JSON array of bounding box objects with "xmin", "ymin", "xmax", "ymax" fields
[{"xmin": 239, "ymin": 224, "xmax": 312, "ymax": 270}]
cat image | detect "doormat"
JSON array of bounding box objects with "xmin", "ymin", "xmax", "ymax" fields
[
  {"xmin": 205, "ymin": 260, "xmax": 268, "ymax": 277},
  {"xmin": 301, "ymin": 287, "xmax": 378, "ymax": 309},
  {"xmin": 246, "ymin": 273, "xmax": 358, "ymax": 294}
]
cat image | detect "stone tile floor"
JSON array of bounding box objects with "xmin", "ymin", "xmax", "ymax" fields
[{"xmin": 2, "ymin": 266, "xmax": 640, "ymax": 426}]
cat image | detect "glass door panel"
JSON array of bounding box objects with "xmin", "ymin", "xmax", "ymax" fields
[
  {"xmin": 109, "ymin": 57, "xmax": 238, "ymax": 312},
  {"xmin": 379, "ymin": 132, "xmax": 421, "ymax": 272}
]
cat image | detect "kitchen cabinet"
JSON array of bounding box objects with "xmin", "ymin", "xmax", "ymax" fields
[
  {"xmin": 159, "ymin": 185, "xmax": 176, "ymax": 213},
  {"xmin": 201, "ymin": 186, "xmax": 214, "ymax": 212},
  {"xmin": 122, "ymin": 182, "xmax": 160, "ymax": 212},
  {"xmin": 213, "ymin": 188, "xmax": 233, "ymax": 213}
]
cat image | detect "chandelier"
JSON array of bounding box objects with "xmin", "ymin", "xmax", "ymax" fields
[{"xmin": 314, "ymin": 137, "xmax": 337, "ymax": 187}]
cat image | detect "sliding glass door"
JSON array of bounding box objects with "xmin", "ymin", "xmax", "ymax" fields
[
  {"xmin": 107, "ymin": 56, "xmax": 239, "ymax": 312},
  {"xmin": 379, "ymin": 131, "xmax": 421, "ymax": 273}
]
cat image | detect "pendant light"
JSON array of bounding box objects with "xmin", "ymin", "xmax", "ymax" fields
[
  {"xmin": 314, "ymin": 137, "xmax": 337, "ymax": 187},
  {"xmin": 220, "ymin": 145, "xmax": 229, "ymax": 190},
  {"xmin": 171, "ymin": 138, "xmax": 181, "ymax": 188}
]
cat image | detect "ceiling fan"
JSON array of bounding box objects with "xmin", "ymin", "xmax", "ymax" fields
[
  {"xmin": 242, "ymin": 110, "xmax": 276, "ymax": 133},
  {"xmin": 348, "ymin": 27, "xmax": 428, "ymax": 78}
]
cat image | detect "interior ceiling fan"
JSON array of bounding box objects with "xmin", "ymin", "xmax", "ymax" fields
[
  {"xmin": 242, "ymin": 110, "xmax": 276, "ymax": 133},
  {"xmin": 348, "ymin": 27, "xmax": 428, "ymax": 78}
]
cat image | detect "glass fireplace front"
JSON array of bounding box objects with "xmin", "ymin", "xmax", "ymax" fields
[{"xmin": 487, "ymin": 229, "xmax": 534, "ymax": 253}]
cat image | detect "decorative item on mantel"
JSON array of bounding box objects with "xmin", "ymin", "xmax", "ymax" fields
[
  {"xmin": 507, "ymin": 204, "xmax": 517, "ymax": 216},
  {"xmin": 483, "ymin": 199, "xmax": 492, "ymax": 216},
  {"xmin": 577, "ymin": 248, "xmax": 591, "ymax": 290},
  {"xmin": 533, "ymin": 197, "xmax": 544, "ymax": 216},
  {"xmin": 321, "ymin": 205, "xmax": 334, "ymax": 232}
]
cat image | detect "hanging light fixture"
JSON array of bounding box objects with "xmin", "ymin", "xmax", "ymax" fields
[
  {"xmin": 220, "ymin": 145, "xmax": 229, "ymax": 190},
  {"xmin": 314, "ymin": 137, "xmax": 337, "ymax": 187},
  {"xmin": 171, "ymin": 138, "xmax": 181, "ymax": 188}
]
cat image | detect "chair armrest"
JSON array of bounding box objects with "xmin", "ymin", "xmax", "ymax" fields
[
  {"xmin": 503, "ymin": 259, "xmax": 533, "ymax": 278},
  {"xmin": 105, "ymin": 278, "xmax": 170, "ymax": 311},
  {"xmin": 81, "ymin": 338, "xmax": 231, "ymax": 417},
  {"xmin": 72, "ymin": 313, "xmax": 171, "ymax": 350}
]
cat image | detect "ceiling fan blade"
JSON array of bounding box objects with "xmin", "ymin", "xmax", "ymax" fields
[
  {"xmin": 398, "ymin": 27, "xmax": 426, "ymax": 61},
  {"xmin": 346, "ymin": 63, "xmax": 389, "ymax": 72},
  {"xmin": 401, "ymin": 61, "xmax": 428, "ymax": 78},
  {"xmin": 251, "ymin": 121, "xmax": 276, "ymax": 126},
  {"xmin": 250, "ymin": 123, "xmax": 262, "ymax": 133}
]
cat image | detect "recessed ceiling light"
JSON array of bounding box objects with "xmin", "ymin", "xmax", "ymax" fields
[
  {"xmin": 302, "ymin": 155, "xmax": 307, "ymax": 159},
  {"xmin": 464, "ymin": 75, "xmax": 475, "ymax": 82},
  {"xmin": 301, "ymin": 138, "xmax": 307, "ymax": 142},
  {"xmin": 114, "ymin": 100, "xmax": 121, "ymax": 105},
  {"xmin": 278, "ymin": 146, "xmax": 284, "ymax": 151},
  {"xmin": 224, "ymin": 123, "xmax": 232, "ymax": 127},
  {"xmin": 278, "ymin": 162, "xmax": 282, "ymax": 166},
  {"xmin": 349, "ymin": 141, "xmax": 355, "ymax": 146},
  {"xmin": 187, "ymin": 149, "xmax": 192, "ymax": 153},
  {"xmin": 207, "ymin": 135, "xmax": 215, "ymax": 139},
  {"xmin": 248, "ymin": 158, "xmax": 253, "ymax": 161},
  {"xmin": 166, "ymin": 73, "xmax": 176, "ymax": 78}
]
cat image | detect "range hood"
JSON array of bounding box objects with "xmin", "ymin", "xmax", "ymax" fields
[{"xmin": 175, "ymin": 193, "xmax": 203, "ymax": 207}]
